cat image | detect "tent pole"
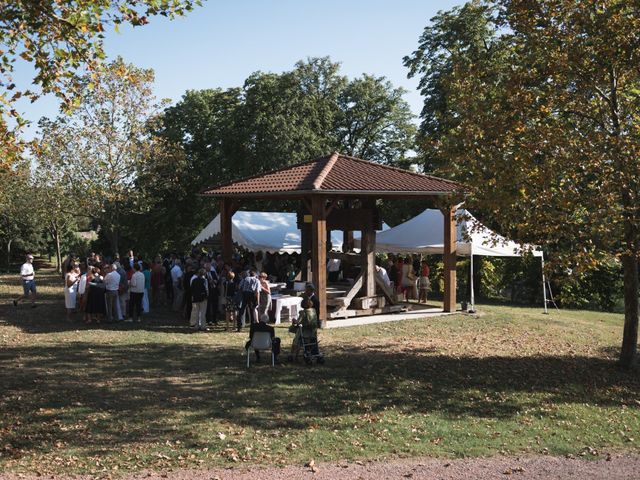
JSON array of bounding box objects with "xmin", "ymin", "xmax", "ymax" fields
[
  {"xmin": 469, "ymin": 253, "xmax": 475, "ymax": 313},
  {"xmin": 541, "ymin": 252, "xmax": 548, "ymax": 314}
]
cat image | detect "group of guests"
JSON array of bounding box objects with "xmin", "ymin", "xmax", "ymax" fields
[
  {"xmin": 373, "ymin": 255, "xmax": 431, "ymax": 303},
  {"xmin": 62, "ymin": 251, "xmax": 154, "ymax": 323},
  {"xmin": 58, "ymin": 248, "xmax": 306, "ymax": 332}
]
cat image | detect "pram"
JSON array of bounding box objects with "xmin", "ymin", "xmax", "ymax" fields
[{"xmin": 295, "ymin": 323, "xmax": 325, "ymax": 365}]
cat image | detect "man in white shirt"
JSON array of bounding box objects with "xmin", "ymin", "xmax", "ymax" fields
[
  {"xmin": 104, "ymin": 264, "xmax": 121, "ymax": 323},
  {"xmin": 13, "ymin": 254, "xmax": 37, "ymax": 308},
  {"xmin": 327, "ymin": 257, "xmax": 341, "ymax": 282},
  {"xmin": 375, "ymin": 263, "xmax": 391, "ymax": 287},
  {"xmin": 129, "ymin": 263, "xmax": 146, "ymax": 322},
  {"xmin": 171, "ymin": 259, "xmax": 184, "ymax": 312}
]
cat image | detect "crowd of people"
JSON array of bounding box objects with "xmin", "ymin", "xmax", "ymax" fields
[
  {"xmin": 54, "ymin": 249, "xmax": 309, "ymax": 332},
  {"xmin": 12, "ymin": 249, "xmax": 431, "ymax": 365}
]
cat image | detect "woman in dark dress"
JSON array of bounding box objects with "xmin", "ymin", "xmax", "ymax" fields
[{"xmin": 85, "ymin": 267, "xmax": 106, "ymax": 324}]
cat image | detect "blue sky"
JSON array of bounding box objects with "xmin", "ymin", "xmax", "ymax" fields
[{"xmin": 17, "ymin": 0, "xmax": 463, "ymax": 138}]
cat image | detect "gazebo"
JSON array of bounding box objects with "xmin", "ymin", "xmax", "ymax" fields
[{"xmin": 201, "ymin": 152, "xmax": 466, "ymax": 322}]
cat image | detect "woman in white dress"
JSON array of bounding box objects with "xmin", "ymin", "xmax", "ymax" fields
[
  {"xmin": 64, "ymin": 264, "xmax": 80, "ymax": 319},
  {"xmin": 400, "ymin": 257, "xmax": 414, "ymax": 301}
]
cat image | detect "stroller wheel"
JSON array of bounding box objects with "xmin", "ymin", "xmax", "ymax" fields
[
  {"xmin": 317, "ymin": 356, "xmax": 325, "ymax": 365},
  {"xmin": 304, "ymin": 356, "xmax": 312, "ymax": 365}
]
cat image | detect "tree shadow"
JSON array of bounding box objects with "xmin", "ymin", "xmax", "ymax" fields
[{"xmin": 1, "ymin": 340, "xmax": 638, "ymax": 460}]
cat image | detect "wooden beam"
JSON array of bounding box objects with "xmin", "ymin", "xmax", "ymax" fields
[
  {"xmin": 332, "ymin": 273, "xmax": 364, "ymax": 310},
  {"xmin": 443, "ymin": 206, "xmax": 457, "ymax": 312},
  {"xmin": 375, "ymin": 274, "xmax": 396, "ymax": 305},
  {"xmin": 311, "ymin": 196, "xmax": 327, "ymax": 325},
  {"xmin": 300, "ymin": 222, "xmax": 311, "ymax": 281},
  {"xmin": 360, "ymin": 200, "xmax": 376, "ymax": 297}
]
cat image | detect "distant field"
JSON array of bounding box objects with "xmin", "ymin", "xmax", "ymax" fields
[{"xmin": 0, "ymin": 269, "xmax": 638, "ymax": 476}]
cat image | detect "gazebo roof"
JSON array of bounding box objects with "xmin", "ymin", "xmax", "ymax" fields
[{"xmin": 201, "ymin": 152, "xmax": 466, "ymax": 198}]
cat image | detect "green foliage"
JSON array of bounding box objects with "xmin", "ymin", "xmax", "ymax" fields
[
  {"xmin": 37, "ymin": 57, "xmax": 162, "ymax": 255},
  {"xmin": 0, "ymin": 166, "xmax": 48, "ymax": 269},
  {"xmin": 406, "ymin": 0, "xmax": 640, "ymax": 366},
  {"xmin": 557, "ymin": 260, "xmax": 624, "ymax": 312},
  {"xmin": 0, "ymin": 0, "xmax": 200, "ymax": 169},
  {"xmin": 135, "ymin": 57, "xmax": 416, "ymax": 254}
]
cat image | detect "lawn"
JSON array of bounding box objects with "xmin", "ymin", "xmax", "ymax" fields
[{"xmin": 0, "ymin": 269, "xmax": 638, "ymax": 476}]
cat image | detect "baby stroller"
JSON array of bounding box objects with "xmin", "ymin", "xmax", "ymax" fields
[{"xmin": 296, "ymin": 323, "xmax": 325, "ymax": 365}]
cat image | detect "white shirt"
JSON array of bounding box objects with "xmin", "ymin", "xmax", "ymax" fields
[
  {"xmin": 376, "ymin": 266, "xmax": 391, "ymax": 287},
  {"xmin": 327, "ymin": 258, "xmax": 341, "ymax": 272},
  {"xmin": 129, "ymin": 271, "xmax": 146, "ymax": 293},
  {"xmin": 20, "ymin": 262, "xmax": 34, "ymax": 281},
  {"xmin": 104, "ymin": 271, "xmax": 121, "ymax": 292},
  {"xmin": 240, "ymin": 276, "xmax": 260, "ymax": 293},
  {"xmin": 171, "ymin": 265, "xmax": 183, "ymax": 284}
]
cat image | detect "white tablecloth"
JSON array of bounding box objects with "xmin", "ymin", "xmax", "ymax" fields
[{"xmin": 272, "ymin": 295, "xmax": 303, "ymax": 324}]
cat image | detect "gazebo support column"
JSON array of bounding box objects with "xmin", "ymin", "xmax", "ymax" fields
[
  {"xmin": 311, "ymin": 196, "xmax": 327, "ymax": 325},
  {"xmin": 342, "ymin": 200, "xmax": 354, "ymax": 252},
  {"xmin": 361, "ymin": 201, "xmax": 376, "ymax": 297},
  {"xmin": 220, "ymin": 198, "xmax": 238, "ymax": 264},
  {"xmin": 443, "ymin": 206, "xmax": 457, "ymax": 312},
  {"xmin": 300, "ymin": 222, "xmax": 311, "ymax": 281}
]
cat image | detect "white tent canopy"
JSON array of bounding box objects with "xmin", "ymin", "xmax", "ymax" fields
[
  {"xmin": 191, "ymin": 211, "xmax": 389, "ymax": 254},
  {"xmin": 359, "ymin": 209, "xmax": 546, "ymax": 312},
  {"xmin": 363, "ymin": 208, "xmax": 542, "ymax": 258}
]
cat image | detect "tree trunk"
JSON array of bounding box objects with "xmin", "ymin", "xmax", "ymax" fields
[
  {"xmin": 619, "ymin": 253, "xmax": 639, "ymax": 368},
  {"xmin": 54, "ymin": 228, "xmax": 62, "ymax": 274},
  {"xmin": 6, "ymin": 239, "xmax": 12, "ymax": 273}
]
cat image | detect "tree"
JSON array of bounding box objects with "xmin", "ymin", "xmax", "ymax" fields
[
  {"xmin": 0, "ymin": 0, "xmax": 199, "ymax": 169},
  {"xmin": 405, "ymin": 0, "xmax": 640, "ymax": 368},
  {"xmin": 0, "ymin": 166, "xmax": 46, "ymax": 271},
  {"xmin": 31, "ymin": 142, "xmax": 87, "ymax": 273},
  {"xmin": 148, "ymin": 57, "xmax": 417, "ymax": 249},
  {"xmin": 336, "ymin": 74, "xmax": 416, "ymax": 164},
  {"xmin": 38, "ymin": 57, "xmax": 161, "ymax": 254}
]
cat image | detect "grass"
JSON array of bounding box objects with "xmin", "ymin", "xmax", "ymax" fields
[{"xmin": 0, "ymin": 269, "xmax": 639, "ymax": 476}]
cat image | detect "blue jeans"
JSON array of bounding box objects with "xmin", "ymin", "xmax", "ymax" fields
[{"xmin": 22, "ymin": 279, "xmax": 36, "ymax": 295}]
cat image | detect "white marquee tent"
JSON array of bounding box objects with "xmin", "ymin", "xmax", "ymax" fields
[
  {"xmin": 355, "ymin": 209, "xmax": 546, "ymax": 312},
  {"xmin": 191, "ymin": 211, "xmax": 389, "ymax": 254}
]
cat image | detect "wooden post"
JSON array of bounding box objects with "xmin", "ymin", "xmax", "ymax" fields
[
  {"xmin": 311, "ymin": 196, "xmax": 327, "ymax": 325},
  {"xmin": 443, "ymin": 206, "xmax": 457, "ymax": 312},
  {"xmin": 220, "ymin": 198, "xmax": 236, "ymax": 264},
  {"xmin": 300, "ymin": 201, "xmax": 312, "ymax": 281},
  {"xmin": 360, "ymin": 202, "xmax": 376, "ymax": 297},
  {"xmin": 342, "ymin": 199, "xmax": 354, "ymax": 252}
]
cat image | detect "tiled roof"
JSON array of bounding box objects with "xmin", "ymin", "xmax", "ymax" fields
[{"xmin": 201, "ymin": 153, "xmax": 466, "ymax": 197}]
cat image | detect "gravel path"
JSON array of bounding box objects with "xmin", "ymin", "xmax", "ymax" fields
[{"xmin": 2, "ymin": 454, "xmax": 640, "ymax": 480}]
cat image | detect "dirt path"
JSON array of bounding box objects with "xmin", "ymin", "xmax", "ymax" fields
[{"xmin": 2, "ymin": 454, "xmax": 640, "ymax": 480}]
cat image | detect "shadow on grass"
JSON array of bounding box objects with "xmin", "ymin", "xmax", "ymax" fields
[{"xmin": 1, "ymin": 339, "xmax": 638, "ymax": 459}]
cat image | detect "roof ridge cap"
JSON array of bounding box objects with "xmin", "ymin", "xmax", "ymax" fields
[{"xmin": 312, "ymin": 151, "xmax": 339, "ymax": 190}]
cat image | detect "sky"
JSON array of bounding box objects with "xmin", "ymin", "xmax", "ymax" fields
[{"xmin": 16, "ymin": 0, "xmax": 463, "ymax": 138}]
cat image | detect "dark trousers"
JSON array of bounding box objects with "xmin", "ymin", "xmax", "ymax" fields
[
  {"xmin": 130, "ymin": 292, "xmax": 144, "ymax": 321},
  {"xmin": 206, "ymin": 291, "xmax": 218, "ymax": 324},
  {"xmin": 166, "ymin": 276, "xmax": 174, "ymax": 301},
  {"xmin": 238, "ymin": 291, "xmax": 257, "ymax": 329}
]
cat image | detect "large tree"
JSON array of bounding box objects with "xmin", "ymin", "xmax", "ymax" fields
[
  {"xmin": 143, "ymin": 57, "xmax": 416, "ymax": 251},
  {"xmin": 0, "ymin": 0, "xmax": 199, "ymax": 169},
  {"xmin": 405, "ymin": 0, "xmax": 640, "ymax": 368},
  {"xmin": 38, "ymin": 57, "xmax": 161, "ymax": 254}
]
